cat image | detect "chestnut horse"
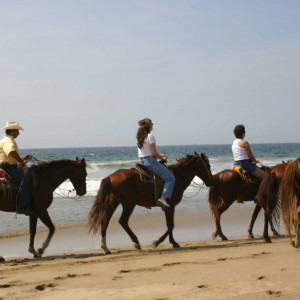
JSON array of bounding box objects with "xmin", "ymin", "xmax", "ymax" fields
[
  {"xmin": 0, "ymin": 158, "xmax": 87, "ymax": 261},
  {"xmin": 208, "ymin": 162, "xmax": 289, "ymax": 243},
  {"xmin": 261, "ymin": 158, "xmax": 300, "ymax": 248},
  {"xmin": 89, "ymin": 153, "xmax": 213, "ymax": 254}
]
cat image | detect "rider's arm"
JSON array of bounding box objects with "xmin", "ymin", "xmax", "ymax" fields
[
  {"xmin": 8, "ymin": 151, "xmax": 26, "ymax": 168},
  {"xmin": 243, "ymin": 142, "xmax": 258, "ymax": 163},
  {"xmin": 149, "ymin": 143, "xmax": 168, "ymax": 161}
]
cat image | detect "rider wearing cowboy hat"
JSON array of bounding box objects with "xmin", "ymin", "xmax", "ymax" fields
[{"xmin": 0, "ymin": 121, "xmax": 34, "ymax": 215}]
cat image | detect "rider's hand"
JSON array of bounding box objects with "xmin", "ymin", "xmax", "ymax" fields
[
  {"xmin": 24, "ymin": 154, "xmax": 32, "ymax": 161},
  {"xmin": 160, "ymin": 154, "xmax": 168, "ymax": 162},
  {"xmin": 19, "ymin": 161, "xmax": 25, "ymax": 169}
]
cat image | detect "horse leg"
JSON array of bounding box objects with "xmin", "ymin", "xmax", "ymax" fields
[
  {"xmin": 212, "ymin": 204, "xmax": 229, "ymax": 241},
  {"xmin": 153, "ymin": 207, "xmax": 179, "ymax": 248},
  {"xmin": 100, "ymin": 199, "xmax": 119, "ymax": 255},
  {"xmin": 28, "ymin": 214, "xmax": 40, "ymax": 257},
  {"xmin": 36, "ymin": 211, "xmax": 55, "ymax": 256},
  {"xmin": 263, "ymin": 212, "xmax": 272, "ymax": 243},
  {"xmin": 166, "ymin": 207, "xmax": 180, "ymax": 248},
  {"xmin": 269, "ymin": 219, "xmax": 280, "ymax": 236},
  {"xmin": 119, "ymin": 203, "xmax": 141, "ymax": 250},
  {"xmin": 248, "ymin": 204, "xmax": 261, "ymax": 239}
]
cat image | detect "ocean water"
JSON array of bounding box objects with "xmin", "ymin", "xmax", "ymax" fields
[{"xmin": 0, "ymin": 143, "xmax": 299, "ymax": 233}]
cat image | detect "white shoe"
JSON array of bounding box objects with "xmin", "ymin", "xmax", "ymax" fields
[{"xmin": 156, "ymin": 198, "xmax": 170, "ymax": 208}]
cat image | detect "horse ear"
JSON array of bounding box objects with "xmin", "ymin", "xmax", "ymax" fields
[
  {"xmin": 76, "ymin": 156, "xmax": 79, "ymax": 161},
  {"xmin": 194, "ymin": 151, "xmax": 199, "ymax": 156},
  {"xmin": 200, "ymin": 153, "xmax": 208, "ymax": 162}
]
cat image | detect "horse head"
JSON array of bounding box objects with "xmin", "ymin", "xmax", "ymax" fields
[
  {"xmin": 193, "ymin": 152, "xmax": 214, "ymax": 187},
  {"xmin": 69, "ymin": 157, "xmax": 87, "ymax": 196}
]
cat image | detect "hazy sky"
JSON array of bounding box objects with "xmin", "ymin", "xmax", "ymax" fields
[{"xmin": 1, "ymin": 0, "xmax": 299, "ymax": 149}]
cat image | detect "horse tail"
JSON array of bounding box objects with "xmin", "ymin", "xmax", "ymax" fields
[
  {"xmin": 257, "ymin": 173, "xmax": 280, "ymax": 228},
  {"xmin": 88, "ymin": 177, "xmax": 113, "ymax": 235},
  {"xmin": 279, "ymin": 160, "xmax": 299, "ymax": 238},
  {"xmin": 208, "ymin": 174, "xmax": 220, "ymax": 221}
]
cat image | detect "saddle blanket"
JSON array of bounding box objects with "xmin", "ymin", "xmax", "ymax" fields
[{"xmin": 231, "ymin": 165, "xmax": 247, "ymax": 174}]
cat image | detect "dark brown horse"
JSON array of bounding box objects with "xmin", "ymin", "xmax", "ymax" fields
[
  {"xmin": 261, "ymin": 158, "xmax": 300, "ymax": 248},
  {"xmin": 0, "ymin": 158, "xmax": 87, "ymax": 261},
  {"xmin": 89, "ymin": 153, "xmax": 214, "ymax": 254},
  {"xmin": 208, "ymin": 162, "xmax": 289, "ymax": 243}
]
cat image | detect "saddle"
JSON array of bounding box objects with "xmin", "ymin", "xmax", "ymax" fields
[
  {"xmin": 0, "ymin": 168, "xmax": 19, "ymax": 191},
  {"xmin": 133, "ymin": 163, "xmax": 156, "ymax": 183},
  {"xmin": 132, "ymin": 161, "xmax": 171, "ymax": 207},
  {"xmin": 231, "ymin": 165, "xmax": 258, "ymax": 184}
]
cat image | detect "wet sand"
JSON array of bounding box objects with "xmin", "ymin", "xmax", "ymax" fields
[{"xmin": 1, "ymin": 206, "xmax": 299, "ymax": 299}]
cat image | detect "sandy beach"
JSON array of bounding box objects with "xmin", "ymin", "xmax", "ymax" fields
[{"xmin": 0, "ymin": 207, "xmax": 299, "ymax": 300}]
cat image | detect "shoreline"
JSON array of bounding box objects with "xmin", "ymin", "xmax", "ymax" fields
[{"xmin": 1, "ymin": 204, "xmax": 276, "ymax": 259}]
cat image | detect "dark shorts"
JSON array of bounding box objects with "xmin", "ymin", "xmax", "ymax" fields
[{"xmin": 234, "ymin": 159, "xmax": 257, "ymax": 173}]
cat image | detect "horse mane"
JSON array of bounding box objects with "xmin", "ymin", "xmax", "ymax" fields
[
  {"xmin": 168, "ymin": 154, "xmax": 198, "ymax": 171},
  {"xmin": 30, "ymin": 159, "xmax": 76, "ymax": 173}
]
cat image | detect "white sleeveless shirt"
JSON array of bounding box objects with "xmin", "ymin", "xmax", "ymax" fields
[{"xmin": 232, "ymin": 139, "xmax": 249, "ymax": 161}]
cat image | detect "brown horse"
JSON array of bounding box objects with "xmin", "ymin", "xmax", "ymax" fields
[
  {"xmin": 208, "ymin": 162, "xmax": 289, "ymax": 243},
  {"xmin": 89, "ymin": 153, "xmax": 214, "ymax": 254},
  {"xmin": 262, "ymin": 158, "xmax": 300, "ymax": 248},
  {"xmin": 0, "ymin": 158, "xmax": 87, "ymax": 261}
]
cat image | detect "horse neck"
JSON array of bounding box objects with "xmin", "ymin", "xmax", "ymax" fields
[
  {"xmin": 38, "ymin": 162, "xmax": 74, "ymax": 190},
  {"xmin": 173, "ymin": 163, "xmax": 197, "ymax": 191}
]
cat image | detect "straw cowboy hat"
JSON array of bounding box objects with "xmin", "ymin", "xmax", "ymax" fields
[{"xmin": 1, "ymin": 121, "xmax": 24, "ymax": 131}]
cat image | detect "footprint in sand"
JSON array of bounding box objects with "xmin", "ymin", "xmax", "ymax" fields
[
  {"xmin": 35, "ymin": 283, "xmax": 55, "ymax": 291},
  {"xmin": 266, "ymin": 290, "xmax": 281, "ymax": 297},
  {"xmin": 112, "ymin": 276, "xmax": 123, "ymax": 281}
]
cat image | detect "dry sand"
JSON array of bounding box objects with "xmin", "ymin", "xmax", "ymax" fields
[{"xmin": 0, "ymin": 209, "xmax": 299, "ymax": 299}]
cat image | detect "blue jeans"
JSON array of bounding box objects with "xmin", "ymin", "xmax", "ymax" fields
[
  {"xmin": 139, "ymin": 156, "xmax": 175, "ymax": 199},
  {"xmin": 234, "ymin": 159, "xmax": 257, "ymax": 173},
  {"xmin": 1, "ymin": 164, "xmax": 30, "ymax": 208}
]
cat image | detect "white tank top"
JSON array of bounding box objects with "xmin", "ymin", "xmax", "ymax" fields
[{"xmin": 232, "ymin": 139, "xmax": 249, "ymax": 161}]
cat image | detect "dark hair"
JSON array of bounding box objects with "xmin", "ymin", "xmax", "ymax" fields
[
  {"xmin": 233, "ymin": 125, "xmax": 245, "ymax": 138},
  {"xmin": 136, "ymin": 118, "xmax": 153, "ymax": 149},
  {"xmin": 6, "ymin": 129, "xmax": 12, "ymax": 135}
]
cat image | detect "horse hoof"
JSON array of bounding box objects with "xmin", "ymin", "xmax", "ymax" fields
[
  {"xmin": 212, "ymin": 233, "xmax": 217, "ymax": 240},
  {"xmin": 172, "ymin": 243, "xmax": 180, "ymax": 248},
  {"xmin": 272, "ymin": 231, "xmax": 280, "ymax": 236},
  {"xmin": 0, "ymin": 257, "xmax": 5, "ymax": 263},
  {"xmin": 152, "ymin": 240, "xmax": 159, "ymax": 248},
  {"xmin": 248, "ymin": 234, "xmax": 255, "ymax": 239},
  {"xmin": 134, "ymin": 243, "xmax": 141, "ymax": 250},
  {"xmin": 221, "ymin": 236, "xmax": 228, "ymax": 241},
  {"xmin": 37, "ymin": 248, "xmax": 44, "ymax": 256},
  {"xmin": 104, "ymin": 250, "xmax": 111, "ymax": 255},
  {"xmin": 265, "ymin": 238, "xmax": 272, "ymax": 243},
  {"xmin": 29, "ymin": 248, "xmax": 41, "ymax": 258}
]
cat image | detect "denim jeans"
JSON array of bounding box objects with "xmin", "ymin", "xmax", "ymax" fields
[
  {"xmin": 234, "ymin": 159, "xmax": 257, "ymax": 173},
  {"xmin": 139, "ymin": 156, "xmax": 175, "ymax": 199},
  {"xmin": 1, "ymin": 164, "xmax": 30, "ymax": 208}
]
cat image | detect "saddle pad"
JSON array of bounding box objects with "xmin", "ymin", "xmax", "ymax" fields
[
  {"xmin": 231, "ymin": 165, "xmax": 247, "ymax": 174},
  {"xmin": 0, "ymin": 168, "xmax": 8, "ymax": 178}
]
